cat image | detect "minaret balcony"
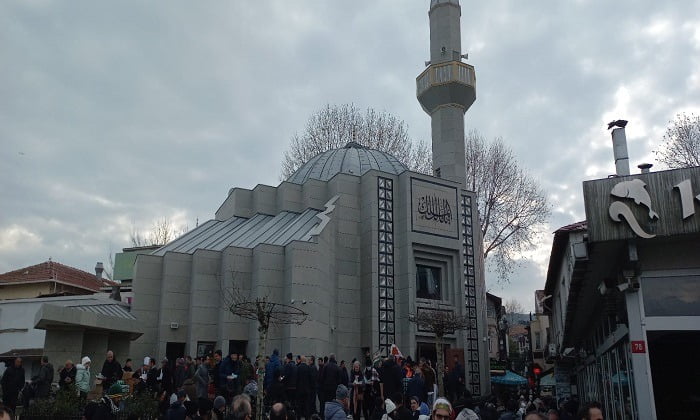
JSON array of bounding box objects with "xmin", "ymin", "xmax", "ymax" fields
[{"xmin": 416, "ymin": 60, "xmax": 476, "ymax": 114}]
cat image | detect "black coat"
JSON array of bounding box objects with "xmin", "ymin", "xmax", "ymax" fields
[
  {"xmin": 320, "ymin": 360, "xmax": 341, "ymax": 390},
  {"xmin": 101, "ymin": 359, "xmax": 123, "ymax": 385},
  {"xmin": 296, "ymin": 362, "xmax": 312, "ymax": 395},
  {"xmin": 283, "ymin": 361, "xmax": 298, "ymax": 390},
  {"xmin": 1, "ymin": 364, "xmax": 25, "ymax": 397},
  {"xmin": 35, "ymin": 363, "xmax": 54, "ymax": 397},
  {"xmin": 59, "ymin": 366, "xmax": 77, "ymax": 389},
  {"xmin": 379, "ymin": 360, "xmax": 402, "ymax": 399}
]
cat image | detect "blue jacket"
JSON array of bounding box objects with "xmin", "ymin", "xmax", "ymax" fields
[
  {"xmin": 264, "ymin": 352, "xmax": 282, "ymax": 390},
  {"xmin": 324, "ymin": 400, "xmax": 347, "ymax": 420}
]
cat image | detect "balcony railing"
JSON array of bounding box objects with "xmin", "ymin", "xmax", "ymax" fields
[{"xmin": 416, "ymin": 61, "xmax": 476, "ymax": 97}]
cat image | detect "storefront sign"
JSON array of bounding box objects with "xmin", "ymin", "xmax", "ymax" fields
[
  {"xmin": 583, "ymin": 166, "xmax": 700, "ymax": 242},
  {"xmin": 411, "ymin": 177, "xmax": 459, "ymax": 238},
  {"xmin": 631, "ymin": 340, "xmax": 646, "ymax": 353}
]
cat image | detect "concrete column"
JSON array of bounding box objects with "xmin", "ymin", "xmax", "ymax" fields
[
  {"xmin": 431, "ymin": 105, "xmax": 466, "ymax": 185},
  {"xmin": 625, "ymin": 291, "xmax": 656, "ymax": 419},
  {"xmin": 44, "ymin": 329, "xmax": 84, "ymax": 370},
  {"xmin": 82, "ymin": 331, "xmax": 109, "ymax": 388}
]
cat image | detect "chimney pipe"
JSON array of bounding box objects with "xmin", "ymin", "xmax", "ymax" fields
[
  {"xmin": 637, "ymin": 163, "xmax": 652, "ymax": 174},
  {"xmin": 95, "ymin": 262, "xmax": 104, "ymax": 282},
  {"xmin": 109, "ymin": 285, "xmax": 122, "ymax": 302},
  {"xmin": 611, "ymin": 127, "xmax": 630, "ymax": 176}
]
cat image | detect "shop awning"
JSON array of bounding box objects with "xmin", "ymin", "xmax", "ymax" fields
[
  {"xmin": 539, "ymin": 373, "xmax": 556, "ymax": 386},
  {"xmin": 491, "ymin": 370, "xmax": 528, "ymax": 386}
]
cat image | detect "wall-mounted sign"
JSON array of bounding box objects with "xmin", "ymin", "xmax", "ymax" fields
[
  {"xmin": 631, "ymin": 340, "xmax": 646, "ymax": 353},
  {"xmin": 411, "ymin": 177, "xmax": 459, "ymax": 238},
  {"xmin": 583, "ymin": 166, "xmax": 700, "ymax": 242}
]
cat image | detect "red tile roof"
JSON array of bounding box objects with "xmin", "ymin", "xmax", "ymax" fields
[{"xmin": 0, "ymin": 260, "xmax": 116, "ymax": 292}]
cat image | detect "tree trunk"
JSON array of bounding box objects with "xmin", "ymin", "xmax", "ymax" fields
[
  {"xmin": 435, "ymin": 338, "xmax": 445, "ymax": 398},
  {"xmin": 257, "ymin": 328, "xmax": 268, "ymax": 420}
]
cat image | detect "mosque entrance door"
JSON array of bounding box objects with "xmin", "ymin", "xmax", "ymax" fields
[{"xmin": 416, "ymin": 341, "xmax": 450, "ymax": 367}]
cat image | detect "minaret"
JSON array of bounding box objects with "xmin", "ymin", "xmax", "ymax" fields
[{"xmin": 417, "ymin": 0, "xmax": 476, "ymax": 186}]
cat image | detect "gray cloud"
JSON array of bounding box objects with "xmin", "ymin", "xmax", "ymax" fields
[{"xmin": 1, "ymin": 1, "xmax": 698, "ymax": 304}]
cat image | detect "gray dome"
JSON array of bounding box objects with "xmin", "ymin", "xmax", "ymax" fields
[{"xmin": 286, "ymin": 142, "xmax": 408, "ymax": 185}]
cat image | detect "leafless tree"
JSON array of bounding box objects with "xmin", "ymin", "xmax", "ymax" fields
[
  {"xmin": 503, "ymin": 298, "xmax": 525, "ymax": 327},
  {"xmin": 281, "ymin": 103, "xmax": 431, "ymax": 179},
  {"xmin": 465, "ymin": 130, "xmax": 551, "ymax": 283},
  {"xmin": 408, "ymin": 308, "xmax": 471, "ymax": 397},
  {"xmin": 222, "ymin": 285, "xmax": 308, "ymax": 420},
  {"xmin": 130, "ymin": 218, "xmax": 188, "ymax": 247},
  {"xmin": 654, "ymin": 112, "xmax": 700, "ymax": 168}
]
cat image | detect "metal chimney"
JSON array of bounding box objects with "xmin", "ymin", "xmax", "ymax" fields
[
  {"xmin": 637, "ymin": 163, "xmax": 653, "ymax": 174},
  {"xmin": 611, "ymin": 127, "xmax": 630, "ymax": 176},
  {"xmin": 95, "ymin": 262, "xmax": 104, "ymax": 282},
  {"xmin": 109, "ymin": 285, "xmax": 122, "ymax": 301}
]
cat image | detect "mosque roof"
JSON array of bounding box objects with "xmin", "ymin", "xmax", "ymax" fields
[
  {"xmin": 286, "ymin": 142, "xmax": 408, "ymax": 185},
  {"xmin": 152, "ymin": 209, "xmax": 321, "ymax": 255}
]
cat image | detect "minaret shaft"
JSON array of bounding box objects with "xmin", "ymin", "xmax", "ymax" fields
[
  {"xmin": 429, "ymin": 2, "xmax": 462, "ymax": 64},
  {"xmin": 417, "ymin": 0, "xmax": 475, "ymax": 186}
]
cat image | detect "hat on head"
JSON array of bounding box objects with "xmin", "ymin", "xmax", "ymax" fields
[
  {"xmin": 214, "ymin": 395, "xmax": 226, "ymax": 410},
  {"xmin": 385, "ymin": 399, "xmax": 397, "ymax": 414},
  {"xmin": 336, "ymin": 384, "xmax": 349, "ymax": 400},
  {"xmin": 81, "ymin": 356, "xmax": 91, "ymax": 365},
  {"xmin": 433, "ymin": 398, "xmax": 453, "ymax": 414}
]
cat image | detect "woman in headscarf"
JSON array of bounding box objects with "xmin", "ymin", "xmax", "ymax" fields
[{"xmin": 75, "ymin": 356, "xmax": 92, "ymax": 400}]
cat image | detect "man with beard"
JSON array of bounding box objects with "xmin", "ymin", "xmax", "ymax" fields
[{"xmin": 1, "ymin": 357, "xmax": 25, "ymax": 411}]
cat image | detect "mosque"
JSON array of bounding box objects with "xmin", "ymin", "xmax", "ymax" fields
[{"xmin": 130, "ymin": 0, "xmax": 490, "ymax": 396}]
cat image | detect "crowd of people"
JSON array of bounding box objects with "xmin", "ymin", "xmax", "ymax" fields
[{"xmin": 1, "ymin": 350, "xmax": 606, "ymax": 420}]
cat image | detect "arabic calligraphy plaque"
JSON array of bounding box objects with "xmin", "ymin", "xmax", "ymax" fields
[{"xmin": 411, "ymin": 177, "xmax": 459, "ymax": 238}]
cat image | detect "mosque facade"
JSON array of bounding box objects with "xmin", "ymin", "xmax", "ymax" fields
[{"xmin": 130, "ymin": 0, "xmax": 490, "ymax": 396}]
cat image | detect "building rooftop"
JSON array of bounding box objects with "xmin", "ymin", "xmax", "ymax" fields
[
  {"xmin": 153, "ymin": 209, "xmax": 322, "ymax": 255},
  {"xmin": 0, "ymin": 260, "xmax": 116, "ymax": 292},
  {"xmin": 286, "ymin": 142, "xmax": 408, "ymax": 185}
]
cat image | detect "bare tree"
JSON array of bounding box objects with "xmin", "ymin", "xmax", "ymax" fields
[
  {"xmin": 281, "ymin": 103, "xmax": 431, "ymax": 179},
  {"xmin": 222, "ymin": 285, "xmax": 308, "ymax": 420},
  {"xmin": 654, "ymin": 112, "xmax": 700, "ymax": 168},
  {"xmin": 408, "ymin": 308, "xmax": 471, "ymax": 397},
  {"xmin": 503, "ymin": 298, "xmax": 525, "ymax": 327},
  {"xmin": 130, "ymin": 218, "xmax": 188, "ymax": 247},
  {"xmin": 465, "ymin": 130, "xmax": 551, "ymax": 282}
]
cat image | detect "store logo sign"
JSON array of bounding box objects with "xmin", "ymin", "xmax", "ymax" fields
[
  {"xmin": 607, "ymin": 177, "xmax": 700, "ymax": 239},
  {"xmin": 608, "ymin": 179, "xmax": 658, "ymax": 239}
]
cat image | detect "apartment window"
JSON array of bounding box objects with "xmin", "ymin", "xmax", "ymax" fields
[{"xmin": 416, "ymin": 265, "xmax": 441, "ymax": 300}]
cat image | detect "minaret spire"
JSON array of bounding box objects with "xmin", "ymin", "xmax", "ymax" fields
[{"xmin": 417, "ymin": 0, "xmax": 476, "ymax": 186}]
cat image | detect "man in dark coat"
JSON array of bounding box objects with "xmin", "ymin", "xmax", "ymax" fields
[
  {"xmin": 1, "ymin": 357, "xmax": 25, "ymax": 411},
  {"xmin": 320, "ymin": 353, "xmax": 342, "ymax": 415},
  {"xmin": 100, "ymin": 350, "xmax": 123, "ymax": 390},
  {"xmin": 308, "ymin": 356, "xmax": 319, "ymax": 415},
  {"xmin": 296, "ymin": 355, "xmax": 312, "ymax": 419},
  {"xmin": 379, "ymin": 357, "xmax": 402, "ymax": 401},
  {"xmin": 283, "ymin": 353, "xmax": 298, "ymax": 409},
  {"xmin": 34, "ymin": 356, "xmax": 54, "ymax": 398},
  {"xmin": 159, "ymin": 358, "xmax": 174, "ymax": 396},
  {"xmin": 58, "ymin": 359, "xmax": 77, "ymax": 390}
]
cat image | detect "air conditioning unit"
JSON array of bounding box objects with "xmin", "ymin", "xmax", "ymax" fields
[
  {"xmin": 170, "ymin": 322, "xmax": 179, "ymax": 330},
  {"xmin": 548, "ymin": 344, "xmax": 558, "ymax": 357}
]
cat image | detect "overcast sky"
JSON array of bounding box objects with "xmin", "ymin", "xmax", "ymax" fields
[{"xmin": 1, "ymin": 0, "xmax": 699, "ymax": 311}]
